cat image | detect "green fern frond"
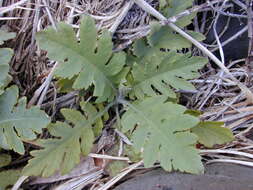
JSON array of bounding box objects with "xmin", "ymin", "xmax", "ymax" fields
[
  {"xmin": 148, "ymin": 22, "xmax": 205, "ymax": 50},
  {"xmin": 130, "ymin": 38, "xmax": 207, "ymax": 99},
  {"xmin": 0, "ymin": 30, "xmax": 16, "ymax": 45},
  {"xmin": 0, "ymin": 48, "xmax": 13, "ymax": 95},
  {"xmin": 148, "ymin": 23, "xmax": 193, "ymax": 50},
  {"xmin": 192, "ymin": 121, "xmax": 234, "ymax": 148},
  {"xmin": 121, "ymin": 96, "xmax": 203, "ymax": 174},
  {"xmin": 0, "ymin": 86, "xmax": 50, "ymax": 154},
  {"xmin": 22, "ymin": 104, "xmax": 106, "ymax": 177},
  {"xmin": 36, "ymin": 16, "xmax": 126, "ymax": 102},
  {"xmin": 80, "ymin": 101, "xmax": 109, "ymax": 137},
  {"xmin": 160, "ymin": 0, "xmax": 195, "ymax": 27},
  {"xmin": 0, "ymin": 30, "xmax": 16, "ymax": 94}
]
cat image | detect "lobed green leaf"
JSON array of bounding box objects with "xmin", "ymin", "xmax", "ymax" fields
[
  {"xmin": 0, "ymin": 48, "xmax": 13, "ymax": 94},
  {"xmin": 0, "ymin": 30, "xmax": 16, "ymax": 45},
  {"xmin": 121, "ymin": 96, "xmax": 203, "ymax": 174},
  {"xmin": 131, "ymin": 44, "xmax": 207, "ymax": 99},
  {"xmin": 22, "ymin": 104, "xmax": 104, "ymax": 177},
  {"xmin": 36, "ymin": 16, "xmax": 126, "ymax": 102},
  {"xmin": 0, "ymin": 86, "xmax": 50, "ymax": 154},
  {"xmin": 191, "ymin": 121, "xmax": 234, "ymax": 148}
]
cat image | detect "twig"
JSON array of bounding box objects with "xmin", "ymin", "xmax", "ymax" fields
[
  {"xmin": 11, "ymin": 176, "xmax": 29, "ymax": 190},
  {"xmin": 88, "ymin": 153, "xmax": 130, "ymax": 161},
  {"xmin": 96, "ymin": 161, "xmax": 143, "ymax": 190},
  {"xmin": 42, "ymin": 0, "xmax": 57, "ymax": 30},
  {"xmin": 212, "ymin": 0, "xmax": 228, "ymax": 64},
  {"xmin": 0, "ymin": 0, "xmax": 29, "ymax": 14},
  {"xmin": 211, "ymin": 26, "xmax": 248, "ymax": 52},
  {"xmin": 232, "ymin": 0, "xmax": 247, "ymax": 10},
  {"xmin": 200, "ymin": 149, "xmax": 253, "ymax": 159},
  {"xmin": 28, "ymin": 62, "xmax": 58, "ymax": 107},
  {"xmin": 207, "ymin": 159, "xmax": 253, "ymax": 167},
  {"xmin": 109, "ymin": 1, "xmax": 134, "ymax": 34},
  {"xmin": 220, "ymin": 111, "xmax": 253, "ymax": 122}
]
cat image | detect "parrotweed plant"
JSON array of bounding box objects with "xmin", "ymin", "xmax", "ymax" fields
[
  {"xmin": 0, "ymin": 0, "xmax": 234, "ymax": 180},
  {"xmin": 22, "ymin": 16, "xmax": 232, "ymax": 177}
]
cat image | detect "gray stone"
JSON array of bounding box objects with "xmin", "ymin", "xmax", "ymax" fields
[{"xmin": 114, "ymin": 163, "xmax": 253, "ymax": 190}]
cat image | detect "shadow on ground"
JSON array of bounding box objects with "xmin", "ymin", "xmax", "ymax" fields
[{"xmin": 114, "ymin": 163, "xmax": 253, "ymax": 190}]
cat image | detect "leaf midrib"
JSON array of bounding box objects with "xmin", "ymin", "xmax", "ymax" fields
[
  {"xmin": 0, "ymin": 117, "xmax": 44, "ymax": 125},
  {"xmin": 137, "ymin": 60, "xmax": 199, "ymax": 83}
]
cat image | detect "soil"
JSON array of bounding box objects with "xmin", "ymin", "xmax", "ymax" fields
[
  {"xmin": 205, "ymin": 3, "xmax": 248, "ymax": 61},
  {"xmin": 114, "ymin": 163, "xmax": 253, "ymax": 190}
]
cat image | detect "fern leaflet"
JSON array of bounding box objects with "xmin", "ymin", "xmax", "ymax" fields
[
  {"xmin": 0, "ymin": 86, "xmax": 50, "ymax": 154},
  {"xmin": 36, "ymin": 16, "xmax": 126, "ymax": 102},
  {"xmin": 130, "ymin": 38, "xmax": 207, "ymax": 99},
  {"xmin": 23, "ymin": 102, "xmax": 109, "ymax": 177},
  {"xmin": 121, "ymin": 96, "xmax": 203, "ymax": 173}
]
